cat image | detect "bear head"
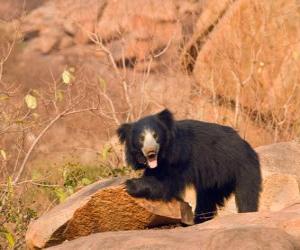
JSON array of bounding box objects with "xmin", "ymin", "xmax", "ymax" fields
[{"xmin": 117, "ymin": 109, "xmax": 175, "ymax": 170}]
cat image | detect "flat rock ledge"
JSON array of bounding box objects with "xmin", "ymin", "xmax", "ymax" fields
[{"xmin": 47, "ymin": 202, "xmax": 300, "ymax": 250}]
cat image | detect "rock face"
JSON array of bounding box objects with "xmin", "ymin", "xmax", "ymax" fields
[
  {"xmin": 20, "ymin": 0, "xmax": 202, "ymax": 71},
  {"xmin": 220, "ymin": 172, "xmax": 300, "ymax": 215},
  {"xmin": 257, "ymin": 141, "xmax": 300, "ymax": 182},
  {"xmin": 180, "ymin": 0, "xmax": 233, "ymax": 71},
  {"xmin": 0, "ymin": 0, "xmax": 44, "ymax": 21},
  {"xmin": 221, "ymin": 141, "xmax": 300, "ymax": 215},
  {"xmin": 25, "ymin": 177, "xmax": 193, "ymax": 249},
  {"xmin": 193, "ymin": 0, "xmax": 300, "ymax": 131},
  {"xmin": 47, "ymin": 203, "xmax": 300, "ymax": 250}
]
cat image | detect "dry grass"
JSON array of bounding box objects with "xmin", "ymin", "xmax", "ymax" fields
[{"xmin": 193, "ymin": 0, "xmax": 300, "ymax": 143}]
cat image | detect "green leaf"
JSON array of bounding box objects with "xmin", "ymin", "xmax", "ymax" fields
[
  {"xmin": 25, "ymin": 94, "xmax": 37, "ymax": 109},
  {"xmin": 62, "ymin": 69, "xmax": 74, "ymax": 85},
  {"xmin": 80, "ymin": 177, "xmax": 92, "ymax": 186},
  {"xmin": 54, "ymin": 187, "xmax": 68, "ymax": 203},
  {"xmin": 0, "ymin": 149, "xmax": 7, "ymax": 160},
  {"xmin": 66, "ymin": 186, "xmax": 74, "ymax": 195},
  {"xmin": 101, "ymin": 145, "xmax": 111, "ymax": 161}
]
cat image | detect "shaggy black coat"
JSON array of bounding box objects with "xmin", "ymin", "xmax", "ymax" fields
[{"xmin": 117, "ymin": 109, "xmax": 262, "ymax": 223}]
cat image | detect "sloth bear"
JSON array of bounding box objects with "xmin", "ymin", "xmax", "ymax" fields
[{"xmin": 117, "ymin": 109, "xmax": 261, "ymax": 223}]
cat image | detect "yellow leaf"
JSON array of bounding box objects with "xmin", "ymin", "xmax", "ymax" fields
[
  {"xmin": 62, "ymin": 69, "xmax": 74, "ymax": 85},
  {"xmin": 0, "ymin": 94, "xmax": 9, "ymax": 101},
  {"xmin": 98, "ymin": 77, "xmax": 107, "ymax": 92},
  {"xmin": 25, "ymin": 94, "xmax": 37, "ymax": 109},
  {"xmin": 5, "ymin": 231, "xmax": 15, "ymax": 248},
  {"xmin": 55, "ymin": 90, "xmax": 64, "ymax": 102},
  {"xmin": 0, "ymin": 149, "xmax": 7, "ymax": 160}
]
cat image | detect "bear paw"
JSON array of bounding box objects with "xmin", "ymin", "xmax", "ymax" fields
[{"xmin": 125, "ymin": 178, "xmax": 142, "ymax": 197}]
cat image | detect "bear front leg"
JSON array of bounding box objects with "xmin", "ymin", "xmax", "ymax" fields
[{"xmin": 125, "ymin": 176, "xmax": 172, "ymax": 201}]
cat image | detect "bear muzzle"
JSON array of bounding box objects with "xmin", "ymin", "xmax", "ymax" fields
[
  {"xmin": 141, "ymin": 129, "xmax": 160, "ymax": 168},
  {"xmin": 145, "ymin": 150, "xmax": 158, "ymax": 168}
]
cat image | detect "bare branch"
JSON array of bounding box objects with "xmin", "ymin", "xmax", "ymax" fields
[
  {"xmin": 87, "ymin": 31, "xmax": 134, "ymax": 122},
  {"xmin": 98, "ymin": 92, "xmax": 120, "ymax": 125},
  {"xmin": 12, "ymin": 107, "xmax": 98, "ymax": 184}
]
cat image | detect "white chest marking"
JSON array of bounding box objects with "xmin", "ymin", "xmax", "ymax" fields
[{"xmin": 181, "ymin": 185, "xmax": 197, "ymax": 213}]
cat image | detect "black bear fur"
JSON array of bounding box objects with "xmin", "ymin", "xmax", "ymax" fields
[{"xmin": 117, "ymin": 109, "xmax": 262, "ymax": 223}]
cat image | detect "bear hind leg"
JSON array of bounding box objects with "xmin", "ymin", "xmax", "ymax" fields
[
  {"xmin": 194, "ymin": 191, "xmax": 217, "ymax": 224},
  {"xmin": 235, "ymin": 172, "xmax": 261, "ymax": 212}
]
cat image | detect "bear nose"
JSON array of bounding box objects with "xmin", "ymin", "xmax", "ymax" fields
[
  {"xmin": 142, "ymin": 131, "xmax": 159, "ymax": 156},
  {"xmin": 144, "ymin": 146, "xmax": 157, "ymax": 154}
]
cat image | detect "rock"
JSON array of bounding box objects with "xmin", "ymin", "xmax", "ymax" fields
[
  {"xmin": 25, "ymin": 178, "xmax": 124, "ymax": 249},
  {"xmin": 259, "ymin": 173, "xmax": 300, "ymax": 212},
  {"xmin": 257, "ymin": 141, "xmax": 300, "ymax": 183},
  {"xmin": 59, "ymin": 36, "xmax": 74, "ymax": 49},
  {"xmin": 46, "ymin": 203, "xmax": 300, "ymax": 250},
  {"xmin": 20, "ymin": 0, "xmax": 201, "ymax": 71},
  {"xmin": 220, "ymin": 172, "xmax": 300, "ymax": 215},
  {"xmin": 64, "ymin": 186, "xmax": 193, "ymax": 240},
  {"xmin": 25, "ymin": 177, "xmax": 193, "ymax": 249},
  {"xmin": 95, "ymin": 0, "xmax": 177, "ymax": 41},
  {"xmin": 180, "ymin": 0, "xmax": 233, "ymax": 70},
  {"xmin": 21, "ymin": 0, "xmax": 106, "ymax": 49},
  {"xmin": 216, "ymin": 140, "xmax": 300, "ymax": 216},
  {"xmin": 193, "ymin": 0, "xmax": 300, "ymax": 126},
  {"xmin": 26, "ymin": 141, "xmax": 300, "ymax": 249},
  {"xmin": 0, "ymin": 0, "xmax": 44, "ymax": 21},
  {"xmin": 96, "ymin": 0, "xmax": 181, "ymax": 66}
]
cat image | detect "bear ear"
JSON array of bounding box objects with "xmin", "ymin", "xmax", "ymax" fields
[
  {"xmin": 117, "ymin": 123, "xmax": 132, "ymax": 144},
  {"xmin": 157, "ymin": 109, "xmax": 174, "ymax": 128}
]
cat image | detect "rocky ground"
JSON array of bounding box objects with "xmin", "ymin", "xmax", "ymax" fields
[{"xmin": 25, "ymin": 141, "xmax": 300, "ymax": 250}]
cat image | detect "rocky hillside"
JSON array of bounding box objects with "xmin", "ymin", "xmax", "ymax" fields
[
  {"xmin": 1, "ymin": 0, "xmax": 300, "ymax": 248},
  {"xmin": 2, "ymin": 0, "xmax": 299, "ymax": 157}
]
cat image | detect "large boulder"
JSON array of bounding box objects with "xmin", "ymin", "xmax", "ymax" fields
[
  {"xmin": 257, "ymin": 140, "xmax": 300, "ymax": 182},
  {"xmin": 221, "ymin": 141, "xmax": 300, "ymax": 215},
  {"xmin": 20, "ymin": 0, "xmax": 202, "ymax": 71},
  {"xmin": 47, "ymin": 202, "xmax": 300, "ymax": 250},
  {"xmin": 193, "ymin": 0, "xmax": 300, "ymax": 130},
  {"xmin": 220, "ymin": 172, "xmax": 300, "ymax": 215},
  {"xmin": 25, "ymin": 177, "xmax": 193, "ymax": 249}
]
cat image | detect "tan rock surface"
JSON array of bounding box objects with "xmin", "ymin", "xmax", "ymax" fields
[
  {"xmin": 20, "ymin": 0, "xmax": 189, "ymax": 70},
  {"xmin": 193, "ymin": 0, "xmax": 300, "ymax": 126},
  {"xmin": 221, "ymin": 172, "xmax": 300, "ymax": 215},
  {"xmin": 25, "ymin": 178, "xmax": 125, "ymax": 249},
  {"xmin": 47, "ymin": 203, "xmax": 300, "ymax": 250},
  {"xmin": 257, "ymin": 141, "xmax": 300, "ymax": 182}
]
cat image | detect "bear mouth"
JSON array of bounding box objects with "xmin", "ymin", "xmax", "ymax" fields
[{"xmin": 146, "ymin": 151, "xmax": 158, "ymax": 168}]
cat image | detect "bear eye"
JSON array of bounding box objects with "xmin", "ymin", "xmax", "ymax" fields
[
  {"xmin": 153, "ymin": 132, "xmax": 158, "ymax": 140},
  {"xmin": 139, "ymin": 134, "xmax": 145, "ymax": 143}
]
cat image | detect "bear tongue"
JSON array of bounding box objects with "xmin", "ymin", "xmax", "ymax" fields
[{"xmin": 148, "ymin": 159, "xmax": 157, "ymax": 168}]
